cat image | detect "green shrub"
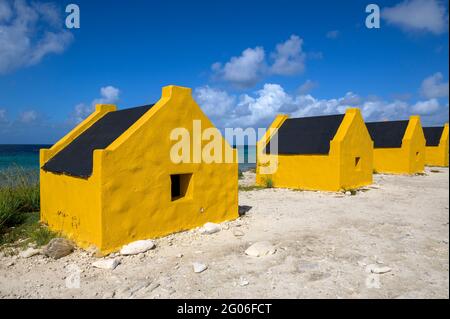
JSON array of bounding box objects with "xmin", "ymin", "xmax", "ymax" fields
[
  {"xmin": 238, "ymin": 185, "xmax": 264, "ymax": 191},
  {"xmin": 0, "ymin": 167, "xmax": 40, "ymax": 232},
  {"xmin": 0, "ymin": 212, "xmax": 56, "ymax": 247},
  {"xmin": 30, "ymin": 226, "xmax": 56, "ymax": 247},
  {"xmin": 264, "ymin": 177, "xmax": 274, "ymax": 188},
  {"xmin": 341, "ymin": 188, "xmax": 357, "ymax": 195},
  {"xmin": 415, "ymin": 172, "xmax": 427, "ymax": 176}
]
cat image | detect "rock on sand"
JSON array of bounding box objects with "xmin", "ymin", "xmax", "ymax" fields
[
  {"xmin": 366, "ymin": 264, "xmax": 392, "ymax": 274},
  {"xmin": 245, "ymin": 241, "xmax": 276, "ymax": 257},
  {"xmin": 192, "ymin": 262, "xmax": 208, "ymax": 273},
  {"xmin": 199, "ymin": 222, "xmax": 221, "ymax": 235},
  {"xmin": 120, "ymin": 240, "xmax": 155, "ymax": 255},
  {"xmin": 19, "ymin": 248, "xmax": 41, "ymax": 258},
  {"xmin": 92, "ymin": 258, "xmax": 120, "ymax": 270},
  {"xmin": 43, "ymin": 238, "xmax": 74, "ymax": 259}
]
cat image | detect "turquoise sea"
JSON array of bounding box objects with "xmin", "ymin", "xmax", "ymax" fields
[
  {"xmin": 0, "ymin": 145, "xmax": 50, "ymax": 171},
  {"xmin": 0, "ymin": 144, "xmax": 256, "ymax": 172},
  {"xmin": 236, "ymin": 145, "xmax": 256, "ymax": 171}
]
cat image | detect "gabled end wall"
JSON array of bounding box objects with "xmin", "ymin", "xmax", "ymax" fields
[
  {"xmin": 256, "ymin": 108, "xmax": 373, "ymax": 191},
  {"xmin": 372, "ymin": 116, "xmax": 425, "ymax": 174},
  {"xmin": 425, "ymin": 123, "xmax": 449, "ymax": 167},
  {"xmin": 332, "ymin": 108, "xmax": 373, "ymax": 190},
  {"xmin": 96, "ymin": 85, "xmax": 239, "ymax": 253}
]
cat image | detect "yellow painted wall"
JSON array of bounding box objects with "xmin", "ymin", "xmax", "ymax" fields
[
  {"xmin": 425, "ymin": 123, "xmax": 449, "ymax": 167},
  {"xmin": 40, "ymin": 86, "xmax": 238, "ymax": 254},
  {"xmin": 372, "ymin": 116, "xmax": 426, "ymax": 174},
  {"xmin": 256, "ymin": 108, "xmax": 373, "ymax": 191},
  {"xmin": 97, "ymin": 86, "xmax": 238, "ymax": 253},
  {"xmin": 333, "ymin": 109, "xmax": 373, "ymax": 189},
  {"xmin": 40, "ymin": 105, "xmax": 116, "ymax": 249}
]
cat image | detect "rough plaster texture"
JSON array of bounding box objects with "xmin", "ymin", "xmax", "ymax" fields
[
  {"xmin": 256, "ymin": 108, "xmax": 373, "ymax": 191},
  {"xmin": 40, "ymin": 86, "xmax": 238, "ymax": 253},
  {"xmin": 425, "ymin": 124, "xmax": 449, "ymax": 167},
  {"xmin": 372, "ymin": 116, "xmax": 426, "ymax": 174}
]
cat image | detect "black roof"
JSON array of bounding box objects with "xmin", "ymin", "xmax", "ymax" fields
[
  {"xmin": 264, "ymin": 114, "xmax": 345, "ymax": 155},
  {"xmin": 42, "ymin": 104, "xmax": 154, "ymax": 178},
  {"xmin": 366, "ymin": 120, "xmax": 409, "ymax": 148},
  {"xmin": 423, "ymin": 126, "xmax": 444, "ymax": 146}
]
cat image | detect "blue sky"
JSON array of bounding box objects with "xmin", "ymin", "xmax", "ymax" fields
[{"xmin": 0, "ymin": 0, "xmax": 449, "ymax": 143}]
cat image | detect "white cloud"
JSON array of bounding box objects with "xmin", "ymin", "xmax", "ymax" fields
[
  {"xmin": 71, "ymin": 86, "xmax": 121, "ymax": 123},
  {"xmin": 72, "ymin": 103, "xmax": 91, "ymax": 124},
  {"xmin": 411, "ymin": 98, "xmax": 440, "ymax": 114},
  {"xmin": 236, "ymin": 84, "xmax": 294, "ymax": 126},
  {"xmin": 360, "ymin": 99, "xmax": 409, "ymax": 121},
  {"xmin": 31, "ymin": 2, "xmax": 62, "ymax": 27},
  {"xmin": 326, "ymin": 30, "xmax": 340, "ymax": 39},
  {"xmin": 194, "ymin": 86, "xmax": 236, "ymax": 119},
  {"xmin": 93, "ymin": 86, "xmax": 120, "ymax": 105},
  {"xmin": 339, "ymin": 92, "xmax": 363, "ymax": 106},
  {"xmin": 290, "ymin": 93, "xmax": 351, "ymax": 118},
  {"xmin": 0, "ymin": 108, "xmax": 48, "ymax": 131},
  {"xmin": 0, "ymin": 0, "xmax": 73, "ymax": 74},
  {"xmin": 28, "ymin": 31, "xmax": 73, "ymax": 65},
  {"xmin": 0, "ymin": 106, "xmax": 72, "ymax": 144},
  {"xmin": 382, "ymin": 0, "xmax": 449, "ymax": 34},
  {"xmin": 212, "ymin": 35, "xmax": 307, "ymax": 88},
  {"xmin": 270, "ymin": 35, "xmax": 306, "ymax": 76},
  {"xmin": 194, "ymin": 83, "xmax": 448, "ymax": 129},
  {"xmin": 19, "ymin": 110, "xmax": 38, "ymax": 123},
  {"xmin": 212, "ymin": 47, "xmax": 266, "ymax": 89},
  {"xmin": 298, "ymin": 80, "xmax": 318, "ymax": 94},
  {"xmin": 420, "ymin": 72, "xmax": 449, "ymax": 98},
  {"xmin": 0, "ymin": 0, "xmax": 12, "ymax": 22}
]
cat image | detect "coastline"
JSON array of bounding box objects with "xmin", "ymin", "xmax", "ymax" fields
[{"xmin": 0, "ymin": 144, "xmax": 256, "ymax": 172}]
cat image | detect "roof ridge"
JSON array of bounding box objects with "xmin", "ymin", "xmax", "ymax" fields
[
  {"xmin": 366, "ymin": 119, "xmax": 409, "ymax": 124},
  {"xmin": 287, "ymin": 113, "xmax": 344, "ymax": 120},
  {"xmin": 113, "ymin": 104, "xmax": 155, "ymax": 113}
]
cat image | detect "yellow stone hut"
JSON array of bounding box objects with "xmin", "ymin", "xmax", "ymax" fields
[
  {"xmin": 366, "ymin": 116, "xmax": 426, "ymax": 174},
  {"xmin": 423, "ymin": 123, "xmax": 449, "ymax": 167},
  {"xmin": 40, "ymin": 85, "xmax": 238, "ymax": 254},
  {"xmin": 256, "ymin": 108, "xmax": 373, "ymax": 191}
]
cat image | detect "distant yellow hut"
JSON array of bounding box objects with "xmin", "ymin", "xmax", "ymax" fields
[
  {"xmin": 256, "ymin": 108, "xmax": 373, "ymax": 191},
  {"xmin": 40, "ymin": 85, "xmax": 238, "ymax": 254},
  {"xmin": 423, "ymin": 123, "xmax": 449, "ymax": 167},
  {"xmin": 366, "ymin": 116, "xmax": 426, "ymax": 174}
]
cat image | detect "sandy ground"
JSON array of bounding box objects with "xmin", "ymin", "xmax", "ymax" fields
[{"xmin": 0, "ymin": 167, "xmax": 448, "ymax": 299}]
